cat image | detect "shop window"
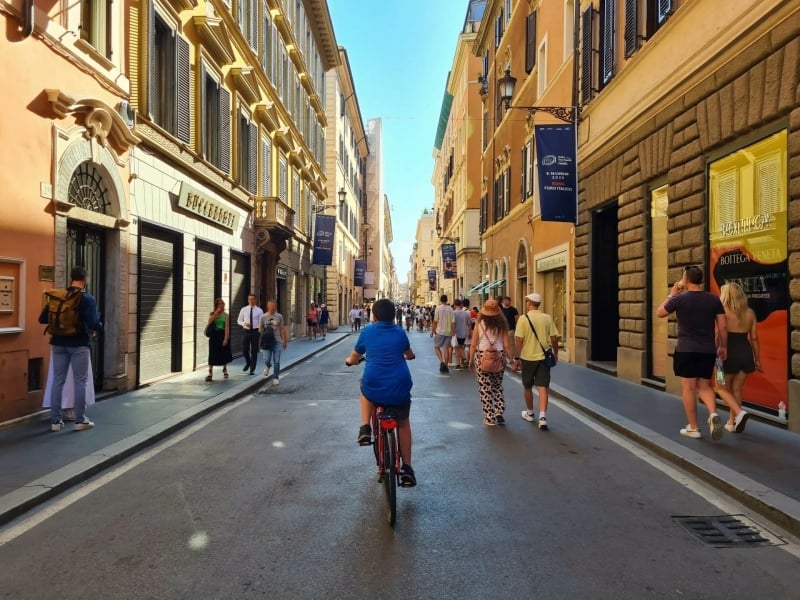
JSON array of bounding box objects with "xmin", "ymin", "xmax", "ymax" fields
[
  {"xmin": 649, "ymin": 185, "xmax": 668, "ymax": 380},
  {"xmin": 238, "ymin": 113, "xmax": 257, "ymax": 194},
  {"xmin": 202, "ymin": 71, "xmax": 231, "ymax": 174},
  {"xmin": 80, "ymin": 0, "xmax": 111, "ymax": 58}
]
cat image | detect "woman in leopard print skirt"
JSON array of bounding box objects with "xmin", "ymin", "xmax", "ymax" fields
[{"xmin": 468, "ymin": 299, "xmax": 515, "ymax": 426}]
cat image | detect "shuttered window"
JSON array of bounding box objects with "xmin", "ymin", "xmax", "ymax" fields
[
  {"xmin": 715, "ymin": 170, "xmax": 738, "ymax": 225},
  {"xmin": 219, "ymin": 87, "xmax": 231, "ymax": 174},
  {"xmin": 279, "ymin": 153, "xmax": 288, "ymax": 203},
  {"xmin": 292, "ymin": 173, "xmax": 300, "ymax": 229},
  {"xmin": 80, "ymin": 0, "xmax": 111, "ymax": 58},
  {"xmin": 495, "ymin": 8, "xmax": 504, "ymax": 48},
  {"xmin": 149, "ymin": 13, "xmax": 191, "ymax": 144},
  {"xmin": 624, "ymin": 0, "xmax": 638, "ymax": 58},
  {"xmin": 756, "ymin": 155, "xmax": 781, "ymax": 215},
  {"xmin": 237, "ymin": 114, "xmax": 257, "ymax": 193},
  {"xmin": 480, "ymin": 194, "xmax": 487, "ymax": 233},
  {"xmin": 521, "ymin": 144, "xmax": 528, "ymax": 201},
  {"xmin": 580, "ymin": 7, "xmax": 594, "ymax": 104},
  {"xmin": 262, "ymin": 15, "xmax": 273, "ymax": 83},
  {"xmin": 249, "ymin": 0, "xmax": 258, "ymax": 51},
  {"xmin": 201, "ymin": 70, "xmax": 230, "ymax": 174},
  {"xmin": 527, "ymin": 138, "xmax": 535, "ymax": 198},
  {"xmin": 261, "ymin": 136, "xmax": 272, "ymax": 196},
  {"xmin": 525, "ymin": 10, "xmax": 537, "ymax": 73},
  {"xmin": 176, "ymin": 37, "xmax": 190, "ymax": 143},
  {"xmin": 657, "ymin": 0, "xmax": 672, "ymax": 23},
  {"xmin": 645, "ymin": 0, "xmax": 672, "ymax": 39},
  {"xmin": 600, "ymin": 0, "xmax": 615, "ymax": 86}
]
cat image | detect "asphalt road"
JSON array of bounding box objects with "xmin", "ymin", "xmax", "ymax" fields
[{"xmin": 1, "ymin": 329, "xmax": 798, "ymax": 599}]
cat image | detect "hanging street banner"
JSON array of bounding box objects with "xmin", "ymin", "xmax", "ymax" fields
[
  {"xmin": 312, "ymin": 215, "xmax": 336, "ymax": 265},
  {"xmin": 441, "ymin": 243, "xmax": 457, "ymax": 279},
  {"xmin": 354, "ymin": 259, "xmax": 366, "ymax": 287},
  {"xmin": 535, "ymin": 124, "xmax": 578, "ymax": 224},
  {"xmin": 428, "ymin": 269, "xmax": 438, "ymax": 291}
]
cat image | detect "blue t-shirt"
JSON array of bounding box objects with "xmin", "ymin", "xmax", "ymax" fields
[{"xmin": 354, "ymin": 321, "xmax": 413, "ymax": 405}]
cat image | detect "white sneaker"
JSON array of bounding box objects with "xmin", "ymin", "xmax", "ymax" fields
[
  {"xmin": 74, "ymin": 418, "xmax": 95, "ymax": 431},
  {"xmin": 272, "ymin": 378, "xmax": 280, "ymax": 386},
  {"xmin": 263, "ymin": 366, "xmax": 270, "ymax": 377},
  {"xmin": 680, "ymin": 426, "xmax": 702, "ymax": 439},
  {"xmin": 50, "ymin": 420, "xmax": 64, "ymax": 432},
  {"xmin": 538, "ymin": 416, "xmax": 548, "ymax": 430},
  {"xmin": 734, "ymin": 410, "xmax": 750, "ymax": 433},
  {"xmin": 520, "ymin": 410, "xmax": 535, "ymax": 423},
  {"xmin": 708, "ymin": 412, "xmax": 723, "ymax": 441}
]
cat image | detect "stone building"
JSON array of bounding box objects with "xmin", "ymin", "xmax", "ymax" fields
[{"xmin": 575, "ymin": 0, "xmax": 799, "ymax": 429}]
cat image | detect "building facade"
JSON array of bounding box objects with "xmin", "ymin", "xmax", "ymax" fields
[
  {"xmin": 364, "ymin": 118, "xmax": 389, "ymax": 301},
  {"xmin": 574, "ymin": 0, "xmax": 799, "ymax": 429},
  {"xmin": 324, "ymin": 47, "xmax": 369, "ymax": 327},
  {"xmin": 474, "ymin": 0, "xmax": 576, "ymax": 359},
  {"xmin": 0, "ymin": 0, "xmax": 138, "ymax": 420},
  {"xmin": 412, "ymin": 211, "xmax": 437, "ymax": 306},
  {"xmin": 432, "ymin": 2, "xmax": 485, "ymax": 307}
]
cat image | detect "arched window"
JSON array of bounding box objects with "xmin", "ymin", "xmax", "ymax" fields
[{"xmin": 68, "ymin": 161, "xmax": 111, "ymax": 214}]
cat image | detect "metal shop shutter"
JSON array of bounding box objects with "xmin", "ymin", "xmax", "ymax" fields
[
  {"xmin": 195, "ymin": 243, "xmax": 221, "ymax": 369},
  {"xmin": 228, "ymin": 252, "xmax": 251, "ymax": 359}
]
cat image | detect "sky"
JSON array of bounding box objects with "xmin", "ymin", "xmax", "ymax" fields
[{"xmin": 327, "ymin": 0, "xmax": 468, "ymax": 280}]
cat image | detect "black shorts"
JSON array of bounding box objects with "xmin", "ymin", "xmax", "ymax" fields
[
  {"xmin": 456, "ymin": 337, "xmax": 466, "ymax": 346},
  {"xmin": 307, "ymin": 319, "xmax": 317, "ymax": 327},
  {"xmin": 370, "ymin": 400, "xmax": 411, "ymax": 421},
  {"xmin": 673, "ymin": 351, "xmax": 716, "ymax": 379},
  {"xmin": 521, "ymin": 359, "xmax": 550, "ymax": 389}
]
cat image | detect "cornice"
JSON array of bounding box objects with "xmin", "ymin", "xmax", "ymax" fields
[
  {"xmin": 255, "ymin": 101, "xmax": 280, "ymax": 132},
  {"xmin": 230, "ymin": 66, "xmax": 260, "ymax": 105},
  {"xmin": 192, "ymin": 14, "xmax": 235, "ymax": 66}
]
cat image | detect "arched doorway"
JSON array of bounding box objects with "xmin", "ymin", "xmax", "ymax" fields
[{"xmin": 516, "ymin": 242, "xmax": 528, "ymax": 309}]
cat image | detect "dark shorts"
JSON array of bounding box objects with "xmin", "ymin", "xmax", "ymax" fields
[
  {"xmin": 370, "ymin": 400, "xmax": 411, "ymax": 421},
  {"xmin": 724, "ymin": 333, "xmax": 755, "ymax": 374},
  {"xmin": 307, "ymin": 319, "xmax": 317, "ymax": 327},
  {"xmin": 521, "ymin": 359, "xmax": 550, "ymax": 389},
  {"xmin": 456, "ymin": 337, "xmax": 466, "ymax": 346},
  {"xmin": 673, "ymin": 351, "xmax": 716, "ymax": 379}
]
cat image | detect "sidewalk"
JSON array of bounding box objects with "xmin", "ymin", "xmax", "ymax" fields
[
  {"xmin": 0, "ymin": 332, "xmax": 351, "ymax": 526},
  {"xmin": 548, "ymin": 362, "xmax": 800, "ymax": 538}
]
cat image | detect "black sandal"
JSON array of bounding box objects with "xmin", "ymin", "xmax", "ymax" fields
[
  {"xmin": 223, "ymin": 371, "xmax": 229, "ymax": 379},
  {"xmin": 205, "ymin": 375, "xmax": 212, "ymax": 382}
]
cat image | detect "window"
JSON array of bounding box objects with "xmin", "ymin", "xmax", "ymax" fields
[
  {"xmin": 150, "ymin": 15, "xmax": 190, "ymax": 143},
  {"xmin": 80, "ymin": 0, "xmax": 111, "ymax": 58},
  {"xmin": 202, "ymin": 71, "xmax": 231, "ymax": 173},
  {"xmin": 537, "ymin": 38, "xmax": 548, "ymax": 97},
  {"xmin": 279, "ymin": 153, "xmax": 288, "ymax": 203},
  {"xmin": 238, "ymin": 0, "xmax": 257, "ymax": 50},
  {"xmin": 564, "ymin": 0, "xmax": 575, "ymax": 62},
  {"xmin": 600, "ymin": 0, "xmax": 615, "ymax": 86},
  {"xmin": 292, "ymin": 173, "xmax": 300, "ymax": 229},
  {"xmin": 261, "ymin": 136, "xmax": 272, "ymax": 195},
  {"xmin": 505, "ymin": 0, "xmax": 512, "ymax": 25},
  {"xmin": 238, "ymin": 113, "xmax": 257, "ymax": 193},
  {"xmin": 624, "ymin": 0, "xmax": 639, "ymax": 57},
  {"xmin": 525, "ymin": 10, "xmax": 537, "ymax": 73},
  {"xmin": 503, "ymin": 166, "xmax": 511, "ymax": 215},
  {"xmin": 580, "ymin": 6, "xmax": 594, "ymax": 103},
  {"xmin": 262, "ymin": 14, "xmax": 274, "ymax": 82},
  {"xmin": 649, "ymin": 185, "xmax": 669, "ymax": 380},
  {"xmin": 495, "ymin": 8, "xmax": 504, "ymax": 48},
  {"xmin": 646, "ymin": 0, "xmax": 673, "ymax": 38}
]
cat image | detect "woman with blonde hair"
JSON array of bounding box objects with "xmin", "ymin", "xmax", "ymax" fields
[
  {"xmin": 717, "ymin": 282, "xmax": 760, "ymax": 432},
  {"xmin": 468, "ymin": 299, "xmax": 515, "ymax": 426}
]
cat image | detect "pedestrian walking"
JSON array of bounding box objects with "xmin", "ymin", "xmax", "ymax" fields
[
  {"xmin": 718, "ymin": 282, "xmax": 757, "ymax": 432},
  {"xmin": 236, "ymin": 293, "xmax": 263, "ymax": 375},
  {"xmin": 205, "ymin": 298, "xmax": 232, "ymax": 381},
  {"xmin": 468, "ymin": 299, "xmax": 514, "ymax": 426},
  {"xmin": 500, "ymin": 296, "xmax": 519, "ymax": 354},
  {"xmin": 43, "ymin": 348, "xmax": 96, "ymax": 421},
  {"xmin": 657, "ymin": 265, "xmax": 728, "ymax": 440},
  {"xmin": 319, "ymin": 303, "xmax": 330, "ymax": 339},
  {"xmin": 452, "ymin": 299, "xmax": 471, "ymax": 369},
  {"xmin": 350, "ymin": 304, "xmax": 362, "ymax": 332},
  {"xmin": 260, "ymin": 300, "xmax": 288, "ymax": 386},
  {"xmin": 431, "ymin": 294, "xmax": 455, "ymax": 373},
  {"xmin": 514, "ymin": 293, "xmax": 559, "ymax": 430},
  {"xmin": 306, "ymin": 302, "xmax": 319, "ymax": 339},
  {"xmin": 38, "ymin": 265, "xmax": 101, "ymax": 432}
]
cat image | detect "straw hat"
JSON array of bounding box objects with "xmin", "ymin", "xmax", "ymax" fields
[{"xmin": 480, "ymin": 299, "xmax": 501, "ymax": 317}]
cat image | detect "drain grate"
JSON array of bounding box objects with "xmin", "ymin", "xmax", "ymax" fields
[{"xmin": 673, "ymin": 514, "xmax": 785, "ymax": 548}]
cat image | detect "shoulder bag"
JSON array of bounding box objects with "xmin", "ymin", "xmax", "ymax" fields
[{"xmin": 525, "ymin": 314, "xmax": 556, "ymax": 368}]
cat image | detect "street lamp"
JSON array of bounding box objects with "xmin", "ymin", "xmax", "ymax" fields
[
  {"xmin": 435, "ymin": 221, "xmax": 460, "ymax": 243},
  {"xmin": 498, "ymin": 67, "xmax": 579, "ymax": 124},
  {"xmin": 312, "ymin": 187, "xmax": 347, "ymax": 213}
]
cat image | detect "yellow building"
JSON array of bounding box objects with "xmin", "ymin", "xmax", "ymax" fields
[
  {"xmin": 128, "ymin": 0, "xmax": 339, "ymax": 382},
  {"xmin": 574, "ymin": 0, "xmax": 800, "ymax": 429},
  {"xmin": 432, "ymin": 2, "xmax": 485, "ymax": 307},
  {"xmin": 0, "ymin": 0, "xmax": 138, "ymax": 420},
  {"xmin": 412, "ymin": 211, "xmax": 437, "ymax": 306},
  {"xmin": 474, "ymin": 0, "xmax": 576, "ymax": 359},
  {"xmin": 324, "ymin": 47, "xmax": 369, "ymax": 326}
]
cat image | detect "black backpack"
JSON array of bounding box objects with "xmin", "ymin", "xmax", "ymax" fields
[{"xmin": 260, "ymin": 321, "xmax": 277, "ymax": 348}]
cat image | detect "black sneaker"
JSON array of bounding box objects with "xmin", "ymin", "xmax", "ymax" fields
[
  {"xmin": 399, "ymin": 464, "xmax": 417, "ymax": 487},
  {"xmin": 439, "ymin": 362, "xmax": 449, "ymax": 373},
  {"xmin": 495, "ymin": 414, "xmax": 506, "ymax": 425},
  {"xmin": 357, "ymin": 424, "xmax": 372, "ymax": 446}
]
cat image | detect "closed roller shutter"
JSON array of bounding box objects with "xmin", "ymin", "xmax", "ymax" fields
[
  {"xmin": 139, "ymin": 228, "xmax": 179, "ymax": 383},
  {"xmin": 195, "ymin": 243, "xmax": 220, "ymax": 368},
  {"xmin": 229, "ymin": 252, "xmax": 250, "ymax": 359}
]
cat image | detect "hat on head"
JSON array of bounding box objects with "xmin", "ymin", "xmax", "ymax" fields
[
  {"xmin": 480, "ymin": 299, "xmax": 501, "ymax": 317},
  {"xmin": 321, "ymin": 303, "xmax": 326, "ymax": 308},
  {"xmin": 526, "ymin": 293, "xmax": 542, "ymax": 303}
]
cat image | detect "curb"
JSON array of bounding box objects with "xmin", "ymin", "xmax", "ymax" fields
[
  {"xmin": 0, "ymin": 335, "xmax": 350, "ymax": 527},
  {"xmin": 548, "ymin": 383, "xmax": 800, "ymax": 539}
]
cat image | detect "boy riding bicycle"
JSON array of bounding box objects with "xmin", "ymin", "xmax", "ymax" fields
[{"xmin": 345, "ymin": 298, "xmax": 417, "ymax": 487}]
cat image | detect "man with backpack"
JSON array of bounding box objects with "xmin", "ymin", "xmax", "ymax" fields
[
  {"xmin": 260, "ymin": 299, "xmax": 287, "ymax": 386},
  {"xmin": 39, "ymin": 266, "xmax": 101, "ymax": 432}
]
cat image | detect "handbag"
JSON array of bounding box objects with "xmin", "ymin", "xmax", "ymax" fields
[
  {"xmin": 526, "ymin": 314, "xmax": 556, "ymax": 368},
  {"xmin": 204, "ymin": 323, "xmax": 214, "ymax": 338},
  {"xmin": 479, "ymin": 325, "xmax": 505, "ymax": 373}
]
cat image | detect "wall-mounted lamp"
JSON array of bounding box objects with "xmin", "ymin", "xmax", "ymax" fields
[
  {"xmin": 435, "ymin": 222, "xmax": 460, "ymax": 243},
  {"xmin": 313, "ymin": 188, "xmax": 347, "ymax": 213},
  {"xmin": 498, "ymin": 67, "xmax": 579, "ymax": 123}
]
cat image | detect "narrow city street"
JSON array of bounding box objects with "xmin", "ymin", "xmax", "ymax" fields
[{"xmin": 0, "ymin": 330, "xmax": 798, "ymax": 599}]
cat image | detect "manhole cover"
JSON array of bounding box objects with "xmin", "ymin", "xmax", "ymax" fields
[{"xmin": 673, "ymin": 514, "xmax": 785, "ymax": 548}]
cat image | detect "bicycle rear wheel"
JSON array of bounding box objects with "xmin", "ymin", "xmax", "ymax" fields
[{"xmin": 382, "ymin": 428, "xmax": 398, "ymax": 527}]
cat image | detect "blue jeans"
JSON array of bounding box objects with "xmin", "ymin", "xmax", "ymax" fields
[
  {"xmin": 51, "ymin": 345, "xmax": 91, "ymax": 423},
  {"xmin": 263, "ymin": 342, "xmax": 282, "ymax": 379}
]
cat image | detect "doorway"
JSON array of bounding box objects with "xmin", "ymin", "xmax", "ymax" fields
[{"xmin": 591, "ymin": 203, "xmax": 619, "ymax": 362}]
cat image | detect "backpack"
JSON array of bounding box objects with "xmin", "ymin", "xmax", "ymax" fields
[
  {"xmin": 260, "ymin": 321, "xmax": 277, "ymax": 348},
  {"xmin": 44, "ymin": 288, "xmax": 83, "ymax": 336},
  {"xmin": 479, "ymin": 325, "xmax": 505, "ymax": 373}
]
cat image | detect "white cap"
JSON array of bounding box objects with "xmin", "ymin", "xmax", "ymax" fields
[{"xmin": 526, "ymin": 293, "xmax": 542, "ymax": 303}]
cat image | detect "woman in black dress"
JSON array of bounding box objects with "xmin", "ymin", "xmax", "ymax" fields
[{"xmin": 206, "ymin": 298, "xmax": 232, "ymax": 381}]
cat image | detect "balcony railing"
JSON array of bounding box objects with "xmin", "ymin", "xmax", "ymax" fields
[{"xmin": 253, "ymin": 196, "xmax": 295, "ymax": 239}]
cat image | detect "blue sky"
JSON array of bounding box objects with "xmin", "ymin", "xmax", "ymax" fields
[{"xmin": 327, "ymin": 1, "xmax": 467, "ymax": 280}]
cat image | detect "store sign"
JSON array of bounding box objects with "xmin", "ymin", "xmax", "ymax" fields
[
  {"xmin": 178, "ymin": 182, "xmax": 239, "ymax": 231},
  {"xmin": 354, "ymin": 260, "xmax": 366, "ymax": 286},
  {"xmin": 536, "ymin": 252, "xmax": 567, "ymax": 272}
]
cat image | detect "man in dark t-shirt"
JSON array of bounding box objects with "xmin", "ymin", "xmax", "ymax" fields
[
  {"xmin": 500, "ymin": 297, "xmax": 519, "ymax": 354},
  {"xmin": 658, "ymin": 265, "xmax": 728, "ymax": 441}
]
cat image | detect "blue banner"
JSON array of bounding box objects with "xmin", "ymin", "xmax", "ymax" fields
[
  {"xmin": 441, "ymin": 244, "xmax": 457, "ymax": 279},
  {"xmin": 535, "ymin": 124, "xmax": 578, "ymax": 224},
  {"xmin": 312, "ymin": 215, "xmax": 336, "ymax": 265},
  {"xmin": 354, "ymin": 260, "xmax": 366, "ymax": 287},
  {"xmin": 428, "ymin": 269, "xmax": 437, "ymax": 291}
]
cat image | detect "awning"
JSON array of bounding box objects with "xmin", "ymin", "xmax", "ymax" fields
[
  {"xmin": 485, "ymin": 278, "xmax": 506, "ymax": 292},
  {"xmin": 466, "ymin": 281, "xmax": 488, "ymax": 294}
]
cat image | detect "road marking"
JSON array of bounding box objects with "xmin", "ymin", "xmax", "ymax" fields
[
  {"xmin": 0, "ymin": 398, "xmax": 249, "ymax": 548},
  {"xmin": 505, "ymin": 374, "xmax": 800, "ymax": 558}
]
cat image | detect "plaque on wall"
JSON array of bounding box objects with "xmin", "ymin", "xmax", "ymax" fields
[{"xmin": 39, "ymin": 265, "xmax": 55, "ymax": 281}]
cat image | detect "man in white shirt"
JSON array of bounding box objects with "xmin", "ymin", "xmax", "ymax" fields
[
  {"xmin": 236, "ymin": 294, "xmax": 264, "ymax": 375},
  {"xmin": 431, "ymin": 294, "xmax": 455, "ymax": 373}
]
